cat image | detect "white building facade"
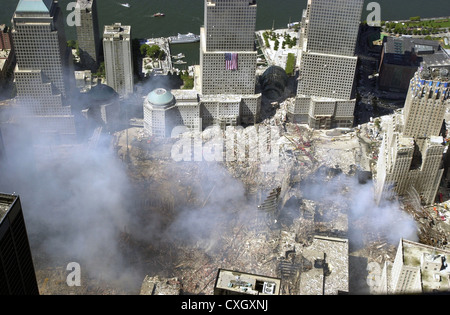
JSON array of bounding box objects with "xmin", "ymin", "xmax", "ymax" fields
[
  {"xmin": 375, "ymin": 66, "xmax": 450, "ymax": 205},
  {"xmin": 377, "ymin": 239, "xmax": 450, "ymax": 294}
]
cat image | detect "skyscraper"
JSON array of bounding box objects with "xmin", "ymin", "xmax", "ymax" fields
[
  {"xmin": 375, "ymin": 65, "xmax": 450, "ymax": 205},
  {"xmin": 376, "ymin": 239, "xmax": 450, "ymax": 294},
  {"xmin": 103, "ymin": 23, "xmax": 134, "ymax": 97},
  {"xmin": 0, "ymin": 128, "xmax": 4, "ymax": 160},
  {"xmin": 0, "ymin": 193, "xmax": 39, "ymax": 295},
  {"xmin": 11, "ymin": 0, "xmax": 76, "ymax": 139},
  {"xmin": 76, "ymin": 0, "xmax": 100, "ymax": 72},
  {"xmin": 200, "ymin": 0, "xmax": 258, "ymax": 95},
  {"xmin": 143, "ymin": 0, "xmax": 262, "ymax": 137},
  {"xmin": 199, "ymin": 0, "xmax": 261, "ymax": 127},
  {"xmin": 288, "ymin": 0, "xmax": 363, "ymax": 129}
]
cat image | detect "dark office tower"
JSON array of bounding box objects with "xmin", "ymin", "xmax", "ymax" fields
[
  {"xmin": 0, "ymin": 128, "xmax": 4, "ymax": 160},
  {"xmin": 0, "ymin": 193, "xmax": 39, "ymax": 295},
  {"xmin": 76, "ymin": 0, "xmax": 100, "ymax": 72}
]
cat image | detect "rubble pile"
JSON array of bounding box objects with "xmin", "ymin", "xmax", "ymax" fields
[
  {"xmin": 140, "ymin": 275, "xmax": 182, "ymax": 295},
  {"xmin": 403, "ymin": 200, "xmax": 450, "ymax": 249}
]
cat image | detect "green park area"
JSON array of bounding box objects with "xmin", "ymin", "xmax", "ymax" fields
[
  {"xmin": 381, "ymin": 17, "xmax": 450, "ymax": 48},
  {"xmin": 381, "ymin": 16, "xmax": 450, "ymax": 49}
]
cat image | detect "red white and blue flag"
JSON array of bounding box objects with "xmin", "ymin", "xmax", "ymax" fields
[{"xmin": 225, "ymin": 53, "xmax": 238, "ymax": 70}]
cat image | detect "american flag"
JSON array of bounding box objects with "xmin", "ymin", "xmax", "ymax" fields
[{"xmin": 225, "ymin": 53, "xmax": 238, "ymax": 70}]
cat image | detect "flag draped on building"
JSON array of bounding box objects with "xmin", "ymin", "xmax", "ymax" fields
[{"xmin": 225, "ymin": 53, "xmax": 238, "ymax": 70}]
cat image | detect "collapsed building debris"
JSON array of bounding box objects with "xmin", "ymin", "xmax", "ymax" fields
[
  {"xmin": 34, "ymin": 97, "xmax": 450, "ymax": 295},
  {"xmin": 140, "ymin": 275, "xmax": 181, "ymax": 295}
]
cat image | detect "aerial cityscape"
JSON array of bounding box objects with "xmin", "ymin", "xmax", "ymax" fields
[{"xmin": 1, "ymin": 0, "xmax": 450, "ymax": 301}]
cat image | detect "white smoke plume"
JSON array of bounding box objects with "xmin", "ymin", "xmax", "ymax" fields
[{"xmin": 301, "ymin": 168, "xmax": 419, "ymax": 245}]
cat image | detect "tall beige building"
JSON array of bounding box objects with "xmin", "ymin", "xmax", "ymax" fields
[
  {"xmin": 76, "ymin": 0, "xmax": 100, "ymax": 71},
  {"xmin": 375, "ymin": 65, "xmax": 450, "ymax": 205},
  {"xmin": 287, "ymin": 0, "xmax": 363, "ymax": 129},
  {"xmin": 376, "ymin": 239, "xmax": 450, "ymax": 294},
  {"xmin": 199, "ymin": 0, "xmax": 261, "ymax": 127},
  {"xmin": 103, "ymin": 23, "xmax": 134, "ymax": 97},
  {"xmin": 11, "ymin": 0, "xmax": 76, "ymax": 139},
  {"xmin": 144, "ymin": 0, "xmax": 261, "ymax": 137}
]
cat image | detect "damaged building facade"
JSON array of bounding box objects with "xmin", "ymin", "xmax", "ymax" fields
[
  {"xmin": 144, "ymin": 0, "xmax": 261, "ymax": 137},
  {"xmin": 375, "ymin": 65, "xmax": 450, "ymax": 205},
  {"xmin": 287, "ymin": 0, "xmax": 363, "ymax": 129}
]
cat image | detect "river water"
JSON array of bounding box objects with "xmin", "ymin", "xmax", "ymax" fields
[{"xmin": 0, "ymin": 0, "xmax": 448, "ymax": 65}]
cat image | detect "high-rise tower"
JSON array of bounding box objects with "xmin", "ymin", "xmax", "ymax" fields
[
  {"xmin": 143, "ymin": 0, "xmax": 262, "ymax": 136},
  {"xmin": 288, "ymin": 0, "xmax": 363, "ymax": 129},
  {"xmin": 0, "ymin": 193, "xmax": 39, "ymax": 295},
  {"xmin": 103, "ymin": 23, "xmax": 133, "ymax": 97},
  {"xmin": 375, "ymin": 65, "xmax": 450, "ymax": 205},
  {"xmin": 200, "ymin": 0, "xmax": 258, "ymax": 95},
  {"xmin": 11, "ymin": 0, "xmax": 76, "ymax": 139},
  {"xmin": 76, "ymin": 0, "xmax": 100, "ymax": 72}
]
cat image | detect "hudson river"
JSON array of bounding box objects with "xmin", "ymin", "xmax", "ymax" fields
[{"xmin": 0, "ymin": 0, "xmax": 448, "ymax": 65}]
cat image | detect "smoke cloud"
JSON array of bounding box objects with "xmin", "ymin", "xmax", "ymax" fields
[
  {"xmin": 0, "ymin": 116, "xmax": 138, "ymax": 287},
  {"xmin": 301, "ymin": 168, "xmax": 418, "ymax": 246}
]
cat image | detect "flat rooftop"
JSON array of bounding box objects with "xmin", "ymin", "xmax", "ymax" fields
[
  {"xmin": 402, "ymin": 239, "xmax": 450, "ymax": 293},
  {"xmin": 0, "ymin": 193, "xmax": 17, "ymax": 224},
  {"xmin": 16, "ymin": 0, "xmax": 53, "ymax": 13},
  {"xmin": 300, "ymin": 236, "xmax": 349, "ymax": 295},
  {"xmin": 104, "ymin": 23, "xmax": 131, "ymax": 36},
  {"xmin": 76, "ymin": 0, "xmax": 94, "ymax": 10},
  {"xmin": 214, "ymin": 269, "xmax": 281, "ymax": 295}
]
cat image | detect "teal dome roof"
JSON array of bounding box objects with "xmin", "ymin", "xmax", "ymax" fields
[{"xmin": 147, "ymin": 88, "xmax": 174, "ymax": 106}]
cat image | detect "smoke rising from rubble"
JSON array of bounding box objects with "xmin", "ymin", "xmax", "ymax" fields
[
  {"xmin": 125, "ymin": 160, "xmax": 254, "ymax": 253},
  {"xmin": 0, "ymin": 104, "xmax": 142, "ymax": 288},
  {"xmin": 301, "ymin": 169, "xmax": 418, "ymax": 245},
  {"xmin": 0, "ymin": 95, "xmax": 257, "ymax": 292}
]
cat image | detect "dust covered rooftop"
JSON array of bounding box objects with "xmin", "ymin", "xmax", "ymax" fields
[{"xmin": 0, "ymin": 193, "xmax": 17, "ymax": 224}]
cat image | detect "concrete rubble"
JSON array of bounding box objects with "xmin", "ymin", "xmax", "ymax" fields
[{"xmin": 140, "ymin": 275, "xmax": 181, "ymax": 295}]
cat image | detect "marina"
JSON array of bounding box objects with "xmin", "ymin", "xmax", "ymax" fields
[
  {"xmin": 172, "ymin": 53, "xmax": 185, "ymax": 59},
  {"xmin": 169, "ymin": 33, "xmax": 200, "ymax": 44}
]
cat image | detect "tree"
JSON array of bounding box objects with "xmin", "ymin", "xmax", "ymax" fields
[
  {"xmin": 148, "ymin": 45, "xmax": 161, "ymax": 58},
  {"xmin": 140, "ymin": 44, "xmax": 150, "ymax": 56},
  {"xmin": 67, "ymin": 40, "xmax": 77, "ymax": 49},
  {"xmin": 157, "ymin": 49, "xmax": 166, "ymax": 60},
  {"xmin": 180, "ymin": 71, "xmax": 194, "ymax": 89},
  {"xmin": 274, "ymin": 39, "xmax": 279, "ymax": 51},
  {"xmin": 140, "ymin": 44, "xmax": 164, "ymax": 59},
  {"xmin": 94, "ymin": 62, "xmax": 105, "ymax": 78}
]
